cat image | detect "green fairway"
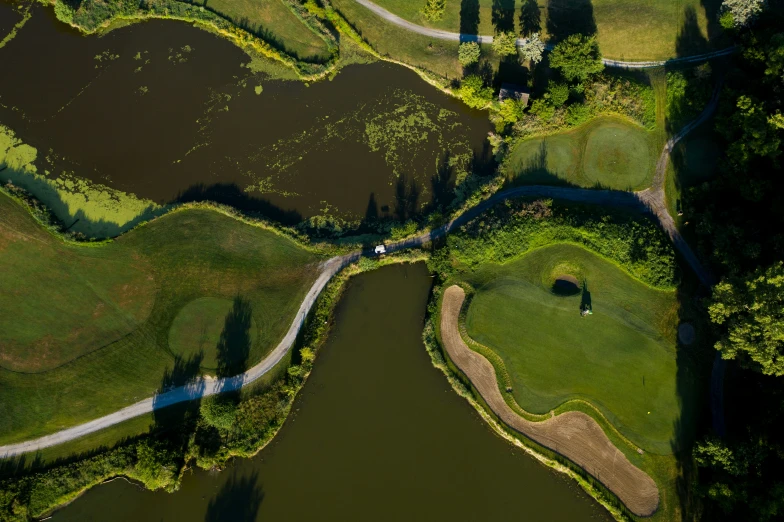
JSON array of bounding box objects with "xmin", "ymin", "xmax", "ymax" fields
[
  {"xmin": 462, "ymin": 243, "xmax": 685, "ymax": 453},
  {"xmin": 0, "ymin": 191, "xmax": 320, "ymax": 443},
  {"xmin": 504, "ymin": 117, "xmax": 656, "ymax": 190},
  {"xmin": 369, "ymin": 0, "xmax": 722, "ymax": 61},
  {"xmin": 195, "ymin": 0, "xmax": 331, "ymax": 61}
]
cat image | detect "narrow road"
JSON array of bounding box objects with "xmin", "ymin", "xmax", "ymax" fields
[
  {"xmin": 352, "ymin": 0, "xmax": 737, "ymax": 68},
  {"xmin": 0, "ymin": 88, "xmax": 721, "ymax": 459}
]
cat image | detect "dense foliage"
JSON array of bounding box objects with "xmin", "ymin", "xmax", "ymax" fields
[
  {"xmin": 492, "ymin": 31, "xmax": 518, "ymax": 57},
  {"xmin": 458, "ymin": 41, "xmax": 480, "ymax": 66},
  {"xmin": 687, "ymin": 6, "xmax": 784, "ymax": 520},
  {"xmin": 549, "ymin": 34, "xmax": 604, "ymax": 83},
  {"xmin": 709, "ymin": 262, "xmax": 784, "ymax": 376},
  {"xmin": 429, "ymin": 199, "xmax": 678, "ymax": 288},
  {"xmin": 457, "ymin": 75, "xmax": 494, "ymax": 109},
  {"xmin": 518, "ymin": 33, "xmax": 544, "ymax": 64},
  {"xmin": 420, "ymin": 0, "xmax": 446, "ymax": 22}
]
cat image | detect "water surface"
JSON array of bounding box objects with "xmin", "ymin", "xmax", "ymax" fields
[{"xmin": 52, "ymin": 263, "xmax": 610, "ymax": 521}]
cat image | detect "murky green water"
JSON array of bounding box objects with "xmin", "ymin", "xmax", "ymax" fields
[
  {"xmin": 0, "ymin": 3, "xmax": 492, "ymax": 233},
  {"xmin": 52, "ymin": 264, "xmax": 609, "ymax": 521}
]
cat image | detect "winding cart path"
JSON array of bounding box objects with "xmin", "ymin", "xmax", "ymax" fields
[
  {"xmin": 0, "ymin": 84, "xmax": 720, "ymax": 459},
  {"xmin": 352, "ymin": 0, "xmax": 736, "ymax": 68}
]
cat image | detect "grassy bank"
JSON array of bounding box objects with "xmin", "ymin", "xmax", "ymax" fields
[
  {"xmin": 369, "ymin": 0, "xmax": 722, "ymax": 61},
  {"xmin": 425, "ymin": 197, "xmax": 708, "ymax": 521},
  {"xmin": 0, "ymin": 187, "xmax": 324, "ymax": 444}
]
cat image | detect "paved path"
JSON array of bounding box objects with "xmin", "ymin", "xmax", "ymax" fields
[
  {"xmin": 352, "ymin": 0, "xmax": 737, "ymax": 68},
  {"xmin": 0, "ymin": 90, "xmax": 721, "ymax": 458}
]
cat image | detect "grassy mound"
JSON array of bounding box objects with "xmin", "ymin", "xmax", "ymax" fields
[
  {"xmin": 505, "ymin": 117, "xmax": 655, "ymax": 190},
  {"xmin": 0, "ymin": 191, "xmax": 320, "ymax": 443},
  {"xmin": 462, "ymin": 243, "xmax": 685, "ymax": 453}
]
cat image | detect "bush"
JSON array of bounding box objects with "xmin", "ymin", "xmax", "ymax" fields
[
  {"xmin": 458, "ymin": 41, "xmax": 481, "ymax": 66},
  {"xmin": 492, "ymin": 31, "xmax": 518, "ymax": 57},
  {"xmin": 548, "ymin": 82, "xmax": 570, "ymax": 107},
  {"xmin": 420, "ymin": 0, "xmax": 446, "ymax": 21},
  {"xmin": 200, "ymin": 395, "xmax": 238, "ymax": 430},
  {"xmin": 458, "ymin": 75, "xmax": 494, "ymax": 109}
]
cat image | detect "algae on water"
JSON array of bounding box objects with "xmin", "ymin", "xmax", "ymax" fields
[{"xmin": 0, "ymin": 124, "xmax": 164, "ymax": 238}]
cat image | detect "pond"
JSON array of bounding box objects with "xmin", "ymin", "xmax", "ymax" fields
[
  {"xmin": 0, "ymin": 3, "xmax": 492, "ymax": 232},
  {"xmin": 51, "ymin": 263, "xmax": 610, "ymax": 521}
]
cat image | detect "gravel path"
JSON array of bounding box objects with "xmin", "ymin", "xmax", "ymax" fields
[
  {"xmin": 440, "ymin": 285, "xmax": 660, "ymax": 516},
  {"xmin": 352, "ymin": 0, "xmax": 736, "ymax": 68},
  {"xmin": 0, "ymin": 87, "xmax": 721, "ymax": 459}
]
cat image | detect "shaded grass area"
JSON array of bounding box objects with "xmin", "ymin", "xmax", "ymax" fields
[
  {"xmin": 190, "ymin": 0, "xmax": 331, "ymax": 61},
  {"xmin": 0, "ymin": 191, "xmax": 321, "ymax": 444},
  {"xmin": 462, "ymin": 243, "xmax": 685, "ymax": 453},
  {"xmin": 505, "ymin": 116, "xmax": 657, "ymax": 190},
  {"xmin": 370, "ymin": 0, "xmax": 722, "ymax": 60}
]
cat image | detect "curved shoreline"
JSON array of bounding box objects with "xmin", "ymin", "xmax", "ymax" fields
[{"xmin": 440, "ymin": 285, "xmax": 659, "ymax": 516}]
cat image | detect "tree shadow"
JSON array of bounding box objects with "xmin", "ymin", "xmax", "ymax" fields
[
  {"xmin": 364, "ymin": 192, "xmax": 379, "ymax": 222},
  {"xmin": 216, "ymin": 295, "xmax": 254, "ymax": 379},
  {"xmin": 491, "ymin": 0, "xmax": 516, "ymax": 33},
  {"xmin": 431, "ymin": 151, "xmax": 456, "ymax": 211},
  {"xmin": 205, "ymin": 472, "xmax": 265, "ymax": 522},
  {"xmin": 675, "ymin": 6, "xmax": 710, "ymax": 57},
  {"xmin": 519, "ymin": 0, "xmax": 542, "ymax": 37},
  {"xmin": 174, "ymin": 182, "xmax": 302, "ymax": 225},
  {"xmin": 545, "ymin": 0, "xmax": 597, "ymax": 42},
  {"xmin": 459, "ymin": 0, "xmax": 480, "ymax": 38},
  {"xmin": 394, "ymin": 175, "xmax": 420, "ymax": 221}
]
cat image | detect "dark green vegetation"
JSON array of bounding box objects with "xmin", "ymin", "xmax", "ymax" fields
[
  {"xmin": 667, "ymin": 4, "xmax": 784, "ymax": 520},
  {"xmin": 464, "ymin": 243, "xmax": 681, "ymax": 453},
  {"xmin": 427, "ymin": 198, "xmax": 712, "ymax": 522},
  {"xmin": 371, "ymin": 0, "xmax": 722, "ymax": 60},
  {"xmin": 0, "ymin": 188, "xmax": 320, "ymax": 443}
]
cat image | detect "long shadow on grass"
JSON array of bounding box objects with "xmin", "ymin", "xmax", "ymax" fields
[
  {"xmin": 205, "ymin": 472, "xmax": 265, "ymax": 522},
  {"xmin": 491, "ymin": 0, "xmax": 516, "ymax": 33},
  {"xmin": 545, "ymin": 0, "xmax": 597, "ymax": 42},
  {"xmin": 519, "ymin": 0, "xmax": 541, "ymax": 37},
  {"xmin": 459, "ymin": 0, "xmax": 480, "ymax": 40}
]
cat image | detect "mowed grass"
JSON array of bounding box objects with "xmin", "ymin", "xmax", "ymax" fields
[
  {"xmin": 665, "ymin": 124, "xmax": 720, "ymax": 225},
  {"xmin": 370, "ymin": 0, "xmax": 721, "ymax": 60},
  {"xmin": 0, "ymin": 191, "xmax": 320, "ymax": 444},
  {"xmin": 504, "ymin": 117, "xmax": 656, "ymax": 190},
  {"xmin": 463, "ymin": 243, "xmax": 685, "ymax": 453},
  {"xmin": 195, "ymin": 0, "xmax": 331, "ymax": 61},
  {"xmin": 331, "ymin": 0, "xmax": 464, "ymax": 79}
]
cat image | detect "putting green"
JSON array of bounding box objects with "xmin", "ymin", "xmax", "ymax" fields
[
  {"xmin": 505, "ymin": 117, "xmax": 655, "ymax": 191},
  {"xmin": 168, "ymin": 297, "xmax": 259, "ymax": 371},
  {"xmin": 582, "ymin": 122, "xmax": 653, "ymax": 189},
  {"xmin": 463, "ymin": 243, "xmax": 684, "ymax": 453}
]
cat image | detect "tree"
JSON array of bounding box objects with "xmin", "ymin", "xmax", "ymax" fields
[
  {"xmin": 549, "ymin": 34, "xmax": 603, "ymax": 83},
  {"xmin": 721, "ymin": 95, "xmax": 782, "ymax": 171},
  {"xmin": 458, "ymin": 41, "xmax": 481, "ymax": 66},
  {"xmin": 518, "ymin": 32, "xmax": 544, "ymax": 64},
  {"xmin": 421, "ymin": 0, "xmax": 447, "ymax": 22},
  {"xmin": 458, "ymin": 75, "xmax": 493, "ymax": 109},
  {"xmin": 547, "ymin": 82, "xmax": 569, "ymax": 107},
  {"xmin": 709, "ymin": 261, "xmax": 784, "ymax": 376},
  {"xmin": 721, "ymin": 0, "xmax": 765, "ymax": 27},
  {"xmin": 200, "ymin": 395, "xmax": 238, "ymax": 430},
  {"xmin": 492, "ymin": 31, "xmax": 518, "ymax": 57},
  {"xmin": 490, "ymin": 98, "xmax": 525, "ymax": 130}
]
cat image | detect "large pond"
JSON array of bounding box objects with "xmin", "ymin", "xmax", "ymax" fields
[
  {"xmin": 52, "ymin": 263, "xmax": 610, "ymax": 521},
  {"xmin": 0, "ymin": 3, "xmax": 492, "ymax": 231}
]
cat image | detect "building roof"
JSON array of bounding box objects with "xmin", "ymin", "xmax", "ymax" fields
[{"xmin": 499, "ymin": 83, "xmax": 530, "ymax": 106}]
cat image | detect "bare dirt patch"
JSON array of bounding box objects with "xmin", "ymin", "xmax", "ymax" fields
[{"xmin": 441, "ymin": 285, "xmax": 659, "ymax": 516}]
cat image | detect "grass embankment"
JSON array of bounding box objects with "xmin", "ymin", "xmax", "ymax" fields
[
  {"xmin": 427, "ymin": 198, "xmax": 708, "ymax": 521},
  {"xmin": 0, "ymin": 188, "xmax": 322, "ymax": 444},
  {"xmin": 192, "ymin": 0, "xmax": 332, "ymax": 61},
  {"xmin": 369, "ymin": 0, "xmax": 721, "ymax": 61},
  {"xmin": 463, "ymin": 243, "xmax": 682, "ymax": 453},
  {"xmin": 504, "ymin": 116, "xmax": 657, "ymax": 190}
]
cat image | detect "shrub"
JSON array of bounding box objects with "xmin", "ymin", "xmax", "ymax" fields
[
  {"xmin": 458, "ymin": 75, "xmax": 494, "ymax": 109},
  {"xmin": 549, "ymin": 34, "xmax": 604, "ymax": 83},
  {"xmin": 492, "ymin": 31, "xmax": 518, "ymax": 57},
  {"xmin": 490, "ymin": 98, "xmax": 526, "ymax": 131},
  {"xmin": 420, "ymin": 0, "xmax": 447, "ymax": 22},
  {"xmin": 200, "ymin": 395, "xmax": 238, "ymax": 430},
  {"xmin": 458, "ymin": 41, "xmax": 481, "ymax": 66},
  {"xmin": 548, "ymin": 82, "xmax": 570, "ymax": 107}
]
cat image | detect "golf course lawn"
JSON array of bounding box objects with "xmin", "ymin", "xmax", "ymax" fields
[
  {"xmin": 193, "ymin": 0, "xmax": 331, "ymax": 61},
  {"xmin": 369, "ymin": 0, "xmax": 721, "ymax": 61},
  {"xmin": 0, "ymin": 190, "xmax": 321, "ymax": 444},
  {"xmin": 504, "ymin": 117, "xmax": 657, "ymax": 190},
  {"xmin": 462, "ymin": 243, "xmax": 686, "ymax": 454}
]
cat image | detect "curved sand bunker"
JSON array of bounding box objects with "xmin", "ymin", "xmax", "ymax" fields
[{"xmin": 440, "ymin": 285, "xmax": 659, "ymax": 516}]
